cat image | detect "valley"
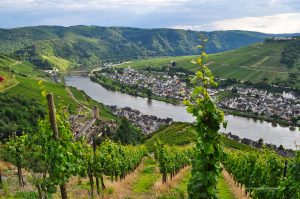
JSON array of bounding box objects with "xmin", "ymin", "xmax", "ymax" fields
[
  {"xmin": 0, "ymin": 25, "xmax": 299, "ymax": 199},
  {"xmin": 65, "ymin": 75, "xmax": 300, "ymax": 150}
]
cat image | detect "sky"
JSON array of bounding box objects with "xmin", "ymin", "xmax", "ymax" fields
[{"xmin": 0, "ymin": 0, "xmax": 300, "ymax": 33}]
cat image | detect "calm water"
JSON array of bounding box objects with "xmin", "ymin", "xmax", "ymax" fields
[{"xmin": 65, "ymin": 76, "xmax": 300, "ymax": 149}]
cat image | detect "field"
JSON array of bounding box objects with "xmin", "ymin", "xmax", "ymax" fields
[
  {"xmin": 118, "ymin": 41, "xmax": 299, "ymax": 87},
  {"xmin": 0, "ymin": 55, "xmax": 18, "ymax": 92},
  {"xmin": 1, "ymin": 121, "xmax": 254, "ymax": 198},
  {"xmin": 0, "ymin": 155, "xmax": 238, "ymax": 199},
  {"xmin": 145, "ymin": 122, "xmax": 256, "ymax": 152},
  {"xmin": 41, "ymin": 55, "xmax": 74, "ymax": 72},
  {"xmin": 0, "ymin": 54, "xmax": 116, "ymax": 120}
]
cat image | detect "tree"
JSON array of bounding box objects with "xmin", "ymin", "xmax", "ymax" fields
[
  {"xmin": 146, "ymin": 89, "xmax": 152, "ymax": 98},
  {"xmin": 184, "ymin": 37, "xmax": 226, "ymax": 198},
  {"xmin": 26, "ymin": 92, "xmax": 84, "ymax": 199},
  {"xmin": 262, "ymin": 77, "xmax": 268, "ymax": 84},
  {"xmin": 171, "ymin": 61, "xmax": 176, "ymax": 67},
  {"xmin": 257, "ymin": 138, "xmax": 264, "ymax": 148},
  {"xmin": 231, "ymin": 87, "xmax": 238, "ymax": 94},
  {"xmin": 113, "ymin": 117, "xmax": 142, "ymax": 145}
]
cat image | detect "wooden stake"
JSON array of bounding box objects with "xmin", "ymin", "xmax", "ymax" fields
[
  {"xmin": 0, "ymin": 168, "xmax": 3, "ymax": 189},
  {"xmin": 46, "ymin": 94, "xmax": 59, "ymax": 140},
  {"xmin": 46, "ymin": 93, "xmax": 68, "ymax": 199}
]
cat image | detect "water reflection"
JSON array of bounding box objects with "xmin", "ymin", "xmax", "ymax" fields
[{"xmin": 65, "ymin": 76, "xmax": 300, "ymax": 149}]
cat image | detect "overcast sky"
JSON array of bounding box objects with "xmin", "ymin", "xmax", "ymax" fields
[{"xmin": 1, "ymin": 0, "xmax": 300, "ymax": 33}]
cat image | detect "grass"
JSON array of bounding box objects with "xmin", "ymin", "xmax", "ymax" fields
[
  {"xmin": 157, "ymin": 168, "xmax": 191, "ymax": 199},
  {"xmin": 68, "ymin": 86, "xmax": 117, "ymax": 121},
  {"xmin": 0, "ymin": 56, "xmax": 19, "ymax": 92},
  {"xmin": 221, "ymin": 136, "xmax": 257, "ymax": 152},
  {"xmin": 145, "ymin": 123, "xmax": 196, "ymax": 151},
  {"xmin": 0, "ymin": 54, "xmax": 14, "ymax": 69},
  {"xmin": 41, "ymin": 55, "xmax": 73, "ymax": 72},
  {"xmin": 118, "ymin": 41, "xmax": 299, "ymax": 87},
  {"xmin": 11, "ymin": 61, "xmax": 40, "ymax": 77},
  {"xmin": 132, "ymin": 157, "xmax": 160, "ymax": 194},
  {"xmin": 217, "ymin": 173, "xmax": 236, "ymax": 199},
  {"xmin": 145, "ymin": 122, "xmax": 255, "ymax": 152},
  {"xmin": 158, "ymin": 167, "xmax": 236, "ymax": 199},
  {"xmin": 2, "ymin": 73, "xmax": 117, "ymax": 120},
  {"xmin": 0, "ymin": 70, "xmax": 18, "ymax": 92}
]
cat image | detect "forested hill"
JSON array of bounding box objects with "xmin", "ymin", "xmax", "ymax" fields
[{"xmin": 0, "ymin": 25, "xmax": 294, "ymax": 69}]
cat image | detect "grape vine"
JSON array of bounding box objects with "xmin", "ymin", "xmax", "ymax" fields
[
  {"xmin": 184, "ymin": 37, "xmax": 226, "ymax": 198},
  {"xmin": 95, "ymin": 139, "xmax": 148, "ymax": 184},
  {"xmin": 224, "ymin": 149, "xmax": 300, "ymax": 199},
  {"xmin": 154, "ymin": 142, "xmax": 192, "ymax": 183}
]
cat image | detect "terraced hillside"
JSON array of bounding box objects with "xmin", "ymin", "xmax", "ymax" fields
[
  {"xmin": 0, "ymin": 55, "xmax": 116, "ymax": 140},
  {"xmin": 0, "ymin": 54, "xmax": 18, "ymax": 92},
  {"xmin": 118, "ymin": 40, "xmax": 300, "ymax": 88},
  {"xmin": 145, "ymin": 123, "xmax": 255, "ymax": 153}
]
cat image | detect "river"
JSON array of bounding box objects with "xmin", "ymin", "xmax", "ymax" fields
[{"xmin": 65, "ymin": 76, "xmax": 300, "ymax": 150}]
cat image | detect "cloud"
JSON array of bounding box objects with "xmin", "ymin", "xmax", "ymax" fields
[
  {"xmin": 212, "ymin": 13, "xmax": 300, "ymax": 33},
  {"xmin": 0, "ymin": 0, "xmax": 299, "ymax": 33}
]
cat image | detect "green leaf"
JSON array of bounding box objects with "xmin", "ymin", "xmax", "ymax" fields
[
  {"xmin": 203, "ymin": 143, "xmax": 214, "ymax": 154},
  {"xmin": 222, "ymin": 121, "xmax": 228, "ymax": 129},
  {"xmin": 205, "ymin": 100, "xmax": 215, "ymax": 112}
]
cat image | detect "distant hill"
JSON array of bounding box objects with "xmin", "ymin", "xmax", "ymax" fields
[
  {"xmin": 118, "ymin": 39, "xmax": 300, "ymax": 88},
  {"xmin": 1, "ymin": 25, "xmax": 295, "ymax": 70}
]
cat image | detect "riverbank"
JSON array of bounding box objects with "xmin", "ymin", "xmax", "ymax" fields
[
  {"xmin": 224, "ymin": 108, "xmax": 299, "ymax": 128},
  {"xmin": 65, "ymin": 75, "xmax": 300, "ymax": 149},
  {"xmin": 90, "ymin": 74, "xmax": 298, "ymax": 128},
  {"xmin": 90, "ymin": 75, "xmax": 180, "ymax": 105}
]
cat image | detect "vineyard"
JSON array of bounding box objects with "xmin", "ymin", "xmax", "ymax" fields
[
  {"xmin": 0, "ymin": 39, "xmax": 299, "ymax": 199},
  {"xmin": 224, "ymin": 149, "xmax": 300, "ymax": 199},
  {"xmin": 0, "ymin": 92, "xmax": 299, "ymax": 198},
  {"xmin": 154, "ymin": 142, "xmax": 193, "ymax": 184}
]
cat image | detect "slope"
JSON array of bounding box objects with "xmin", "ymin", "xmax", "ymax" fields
[
  {"xmin": 144, "ymin": 122, "xmax": 256, "ymax": 152},
  {"xmin": 118, "ymin": 40, "xmax": 300, "ymax": 88},
  {"xmin": 0, "ymin": 56, "xmax": 116, "ymax": 140},
  {"xmin": 0, "ymin": 26, "xmax": 283, "ymax": 70}
]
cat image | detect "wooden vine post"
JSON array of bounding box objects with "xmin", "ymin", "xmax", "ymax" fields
[
  {"xmin": 46, "ymin": 93, "xmax": 68, "ymax": 199},
  {"xmin": 0, "ymin": 167, "xmax": 3, "ymax": 189},
  {"xmin": 92, "ymin": 136, "xmax": 101, "ymax": 194},
  {"xmin": 87, "ymin": 161, "xmax": 94, "ymax": 197}
]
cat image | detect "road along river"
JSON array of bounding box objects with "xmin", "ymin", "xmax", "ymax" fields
[{"xmin": 65, "ymin": 75, "xmax": 300, "ymax": 149}]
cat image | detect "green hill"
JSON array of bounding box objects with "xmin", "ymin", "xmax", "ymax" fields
[
  {"xmin": 118, "ymin": 39, "xmax": 300, "ymax": 88},
  {"xmin": 0, "ymin": 55, "xmax": 116, "ymax": 140},
  {"xmin": 0, "ymin": 26, "xmax": 286, "ymax": 70},
  {"xmin": 145, "ymin": 123, "xmax": 255, "ymax": 152},
  {"xmin": 0, "ymin": 54, "xmax": 18, "ymax": 92}
]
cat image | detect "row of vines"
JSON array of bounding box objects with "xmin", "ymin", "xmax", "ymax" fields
[
  {"xmin": 154, "ymin": 142, "xmax": 193, "ymax": 183},
  {"xmin": 1, "ymin": 92, "xmax": 148, "ymax": 199},
  {"xmin": 3, "ymin": 127, "xmax": 147, "ymax": 199},
  {"xmin": 224, "ymin": 149, "xmax": 300, "ymax": 199}
]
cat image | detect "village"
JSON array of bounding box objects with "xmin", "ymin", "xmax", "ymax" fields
[
  {"xmin": 109, "ymin": 105, "xmax": 173, "ymax": 134},
  {"xmin": 69, "ymin": 106, "xmax": 118, "ymax": 143},
  {"xmin": 103, "ymin": 67, "xmax": 192, "ymax": 101},
  {"xmin": 68, "ymin": 103, "xmax": 173, "ymax": 137},
  {"xmin": 99, "ymin": 67, "xmax": 300, "ymax": 125},
  {"xmin": 218, "ymin": 87, "xmax": 300, "ymax": 123}
]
